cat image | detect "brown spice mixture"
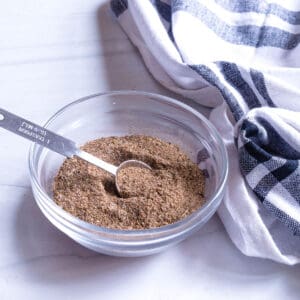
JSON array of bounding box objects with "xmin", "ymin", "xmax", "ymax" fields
[{"xmin": 53, "ymin": 135, "xmax": 205, "ymax": 230}]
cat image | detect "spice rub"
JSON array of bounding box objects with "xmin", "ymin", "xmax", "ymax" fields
[{"xmin": 53, "ymin": 135, "xmax": 205, "ymax": 230}]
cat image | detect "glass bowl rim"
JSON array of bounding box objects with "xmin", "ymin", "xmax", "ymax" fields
[{"xmin": 28, "ymin": 90, "xmax": 228, "ymax": 238}]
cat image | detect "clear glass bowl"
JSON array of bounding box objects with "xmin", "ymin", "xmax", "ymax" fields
[{"xmin": 29, "ymin": 91, "xmax": 228, "ymax": 257}]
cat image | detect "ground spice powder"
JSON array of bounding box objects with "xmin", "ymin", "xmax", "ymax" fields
[{"xmin": 53, "ymin": 135, "xmax": 206, "ymax": 230}]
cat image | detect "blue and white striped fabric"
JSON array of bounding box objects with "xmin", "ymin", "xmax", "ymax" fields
[{"xmin": 110, "ymin": 0, "xmax": 300, "ymax": 264}]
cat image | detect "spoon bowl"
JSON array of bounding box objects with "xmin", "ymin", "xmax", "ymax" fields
[{"xmin": 115, "ymin": 159, "xmax": 152, "ymax": 195}]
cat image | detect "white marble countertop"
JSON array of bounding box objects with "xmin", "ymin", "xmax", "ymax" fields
[{"xmin": 1, "ymin": 1, "xmax": 300, "ymax": 299}]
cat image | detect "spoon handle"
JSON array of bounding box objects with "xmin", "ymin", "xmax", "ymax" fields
[{"xmin": 0, "ymin": 108, "xmax": 78, "ymax": 158}]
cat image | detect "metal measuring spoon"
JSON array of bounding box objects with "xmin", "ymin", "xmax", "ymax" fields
[{"xmin": 0, "ymin": 108, "xmax": 151, "ymax": 195}]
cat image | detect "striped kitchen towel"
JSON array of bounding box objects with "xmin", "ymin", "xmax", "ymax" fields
[{"xmin": 110, "ymin": 0, "xmax": 300, "ymax": 264}]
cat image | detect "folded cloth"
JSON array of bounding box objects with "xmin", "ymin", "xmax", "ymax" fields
[{"xmin": 110, "ymin": 0, "xmax": 300, "ymax": 264}]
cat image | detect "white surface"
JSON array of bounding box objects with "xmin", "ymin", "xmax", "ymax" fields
[{"xmin": 0, "ymin": 1, "xmax": 299, "ymax": 299}]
